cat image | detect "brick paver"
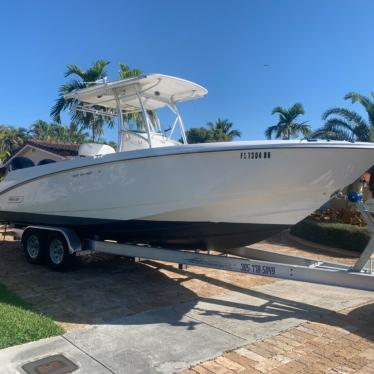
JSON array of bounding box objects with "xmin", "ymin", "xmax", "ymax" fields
[
  {"xmin": 0, "ymin": 229, "xmax": 360, "ymax": 332},
  {"xmin": 183, "ymin": 302, "xmax": 374, "ymax": 373},
  {"xmin": 1, "ymin": 228, "xmax": 373, "ymax": 373},
  {"xmin": 0, "ymin": 239, "xmax": 274, "ymax": 330}
]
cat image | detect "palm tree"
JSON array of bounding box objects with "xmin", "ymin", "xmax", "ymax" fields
[
  {"xmin": 63, "ymin": 122, "xmax": 89, "ymax": 144},
  {"xmin": 118, "ymin": 63, "xmax": 157, "ymax": 131},
  {"xmin": 119, "ymin": 63, "xmax": 142, "ymax": 80},
  {"xmin": 118, "ymin": 63, "xmax": 143, "ymax": 128},
  {"xmin": 312, "ymin": 92, "xmax": 373, "ymax": 142},
  {"xmin": 29, "ymin": 120, "xmax": 53, "ymax": 141},
  {"xmin": 185, "ymin": 127, "xmax": 212, "ymax": 144},
  {"xmin": 265, "ymin": 103, "xmax": 311, "ymax": 140},
  {"xmin": 185, "ymin": 119, "xmax": 241, "ymax": 143},
  {"xmin": 51, "ymin": 60, "xmax": 113, "ymax": 141},
  {"xmin": 29, "ymin": 120, "xmax": 88, "ymax": 144},
  {"xmin": 206, "ymin": 118, "xmax": 241, "ymax": 141},
  {"xmin": 49, "ymin": 123, "xmax": 66, "ymax": 142},
  {"xmin": 49, "ymin": 122, "xmax": 89, "ymax": 144},
  {"xmin": 0, "ymin": 126, "xmax": 28, "ymax": 161}
]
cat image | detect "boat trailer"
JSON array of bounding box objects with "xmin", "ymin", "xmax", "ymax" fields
[
  {"xmin": 84, "ymin": 239, "xmax": 374, "ymax": 291},
  {"xmin": 8, "ymin": 193, "xmax": 374, "ymax": 292}
]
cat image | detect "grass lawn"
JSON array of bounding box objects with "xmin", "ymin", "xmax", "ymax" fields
[{"xmin": 0, "ymin": 283, "xmax": 64, "ymax": 349}]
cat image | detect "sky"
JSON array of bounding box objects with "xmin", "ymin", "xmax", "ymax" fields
[{"xmin": 1, "ymin": 0, "xmax": 374, "ymax": 142}]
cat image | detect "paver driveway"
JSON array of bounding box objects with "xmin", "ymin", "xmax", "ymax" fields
[{"xmin": 0, "ymin": 232, "xmax": 373, "ymax": 373}]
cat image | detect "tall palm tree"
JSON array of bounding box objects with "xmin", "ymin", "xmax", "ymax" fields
[
  {"xmin": 206, "ymin": 118, "xmax": 241, "ymax": 141},
  {"xmin": 312, "ymin": 92, "xmax": 373, "ymax": 142},
  {"xmin": 50, "ymin": 60, "xmax": 113, "ymax": 141},
  {"xmin": 265, "ymin": 103, "xmax": 311, "ymax": 140}
]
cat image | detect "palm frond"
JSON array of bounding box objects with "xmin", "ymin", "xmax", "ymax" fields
[
  {"xmin": 51, "ymin": 79, "xmax": 86, "ymax": 122},
  {"xmin": 312, "ymin": 126, "xmax": 354, "ymax": 141},
  {"xmin": 291, "ymin": 121, "xmax": 311, "ymax": 137},
  {"xmin": 353, "ymin": 123, "xmax": 371, "ymax": 142},
  {"xmin": 119, "ymin": 63, "xmax": 142, "ymax": 79},
  {"xmin": 265, "ymin": 125, "xmax": 278, "ymax": 139},
  {"xmin": 271, "ymin": 106, "xmax": 287, "ymax": 116},
  {"xmin": 65, "ymin": 64, "xmax": 85, "ymax": 78},
  {"xmin": 85, "ymin": 60, "xmax": 110, "ymax": 83},
  {"xmin": 289, "ymin": 103, "xmax": 305, "ymax": 118},
  {"xmin": 323, "ymin": 118, "xmax": 353, "ymax": 132},
  {"xmin": 50, "ymin": 96, "xmax": 67, "ymax": 123},
  {"xmin": 229, "ymin": 129, "xmax": 241, "ymax": 138},
  {"xmin": 276, "ymin": 123, "xmax": 289, "ymax": 139},
  {"xmin": 322, "ymin": 107, "xmax": 367, "ymax": 127},
  {"xmin": 344, "ymin": 92, "xmax": 372, "ymax": 107},
  {"xmin": 344, "ymin": 92, "xmax": 374, "ymax": 126},
  {"xmin": 322, "ymin": 107, "xmax": 348, "ymax": 120}
]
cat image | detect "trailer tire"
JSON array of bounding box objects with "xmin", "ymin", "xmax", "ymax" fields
[
  {"xmin": 46, "ymin": 232, "xmax": 73, "ymax": 271},
  {"xmin": 22, "ymin": 229, "xmax": 46, "ymax": 265}
]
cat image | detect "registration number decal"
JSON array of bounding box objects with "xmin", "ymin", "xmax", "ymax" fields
[{"xmin": 240, "ymin": 151, "xmax": 271, "ymax": 160}]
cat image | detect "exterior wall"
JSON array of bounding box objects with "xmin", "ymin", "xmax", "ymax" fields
[{"xmin": 16, "ymin": 148, "xmax": 63, "ymax": 165}]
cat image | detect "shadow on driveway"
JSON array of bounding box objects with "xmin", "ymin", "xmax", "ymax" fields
[{"xmin": 0, "ymin": 240, "xmax": 373, "ymax": 342}]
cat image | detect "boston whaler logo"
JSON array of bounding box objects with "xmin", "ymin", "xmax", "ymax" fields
[{"xmin": 8, "ymin": 196, "xmax": 24, "ymax": 203}]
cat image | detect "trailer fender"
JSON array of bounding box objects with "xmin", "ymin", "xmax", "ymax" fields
[{"xmin": 22, "ymin": 226, "xmax": 81, "ymax": 254}]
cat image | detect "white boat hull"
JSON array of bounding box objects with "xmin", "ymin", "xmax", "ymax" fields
[{"xmin": 1, "ymin": 141, "xmax": 373, "ymax": 249}]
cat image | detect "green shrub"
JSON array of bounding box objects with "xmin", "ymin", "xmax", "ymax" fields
[{"xmin": 290, "ymin": 218, "xmax": 371, "ymax": 252}]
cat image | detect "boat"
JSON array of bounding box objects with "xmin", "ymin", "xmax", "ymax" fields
[{"xmin": 0, "ymin": 74, "xmax": 374, "ymax": 250}]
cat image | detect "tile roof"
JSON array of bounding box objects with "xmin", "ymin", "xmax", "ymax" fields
[{"xmin": 25, "ymin": 140, "xmax": 80, "ymax": 157}]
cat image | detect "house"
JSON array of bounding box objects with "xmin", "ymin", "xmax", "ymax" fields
[{"xmin": 2, "ymin": 140, "xmax": 80, "ymax": 169}]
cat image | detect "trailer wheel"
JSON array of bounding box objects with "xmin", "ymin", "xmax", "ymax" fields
[
  {"xmin": 47, "ymin": 232, "xmax": 73, "ymax": 271},
  {"xmin": 22, "ymin": 229, "xmax": 46, "ymax": 264}
]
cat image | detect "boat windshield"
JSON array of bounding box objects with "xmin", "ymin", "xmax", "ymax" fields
[{"xmin": 124, "ymin": 111, "xmax": 162, "ymax": 134}]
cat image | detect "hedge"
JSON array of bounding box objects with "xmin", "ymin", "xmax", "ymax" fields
[{"xmin": 290, "ymin": 218, "xmax": 371, "ymax": 253}]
